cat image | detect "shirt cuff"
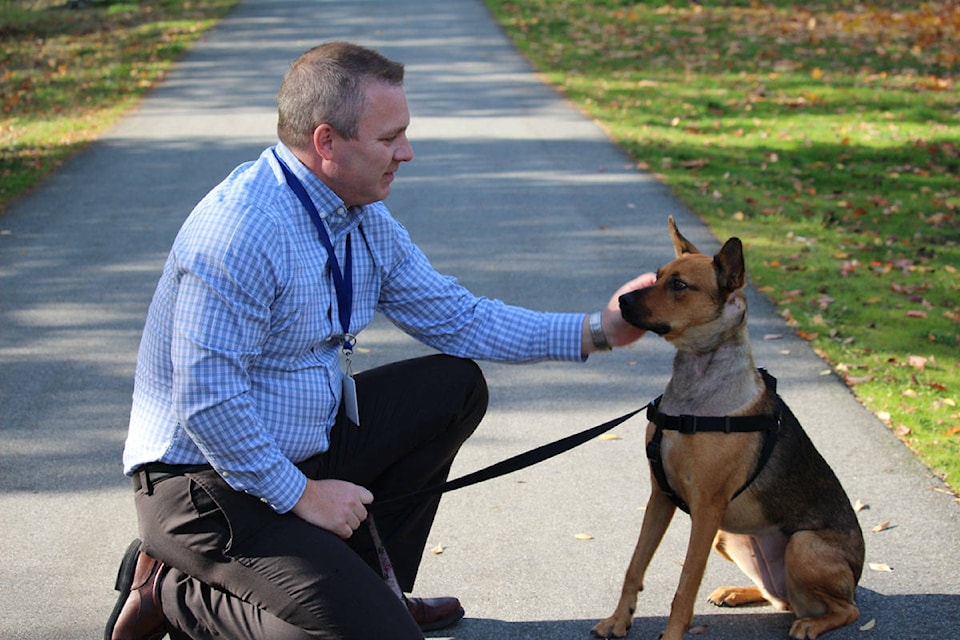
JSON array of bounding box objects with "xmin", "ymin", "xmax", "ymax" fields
[
  {"xmin": 236, "ymin": 458, "xmax": 307, "ymax": 514},
  {"xmin": 549, "ymin": 312, "xmax": 590, "ymax": 362}
]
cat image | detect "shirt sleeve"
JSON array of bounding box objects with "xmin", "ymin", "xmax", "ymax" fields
[
  {"xmin": 170, "ymin": 202, "xmax": 306, "ymax": 513},
  {"xmin": 375, "ymin": 218, "xmax": 586, "ymax": 363}
]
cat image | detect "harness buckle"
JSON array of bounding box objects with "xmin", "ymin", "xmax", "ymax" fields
[
  {"xmin": 678, "ymin": 414, "xmax": 698, "ymax": 434},
  {"xmin": 645, "ymin": 438, "xmax": 660, "ymax": 462}
]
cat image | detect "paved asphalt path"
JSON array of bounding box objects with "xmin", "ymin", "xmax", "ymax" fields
[{"xmin": 1, "ymin": 1, "xmax": 958, "ymax": 638}]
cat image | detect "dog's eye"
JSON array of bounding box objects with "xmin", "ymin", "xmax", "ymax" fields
[{"xmin": 670, "ymin": 278, "xmax": 688, "ymax": 292}]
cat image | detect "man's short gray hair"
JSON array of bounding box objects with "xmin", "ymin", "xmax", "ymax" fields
[{"xmin": 277, "ymin": 42, "xmax": 405, "ymax": 149}]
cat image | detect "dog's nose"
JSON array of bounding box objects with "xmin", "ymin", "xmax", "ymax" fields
[
  {"xmin": 619, "ymin": 289, "xmax": 642, "ymax": 308},
  {"xmin": 619, "ymin": 291, "xmax": 642, "ymax": 322}
]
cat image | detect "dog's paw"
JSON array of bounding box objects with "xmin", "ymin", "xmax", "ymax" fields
[
  {"xmin": 789, "ymin": 611, "xmax": 859, "ymax": 640},
  {"xmin": 590, "ymin": 616, "xmax": 631, "ymax": 638},
  {"xmin": 707, "ymin": 585, "xmax": 766, "ymax": 608},
  {"xmin": 708, "ymin": 586, "xmax": 731, "ymax": 607},
  {"xmin": 789, "ymin": 617, "xmax": 822, "ymax": 640}
]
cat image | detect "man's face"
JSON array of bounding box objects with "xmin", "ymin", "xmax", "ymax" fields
[{"xmin": 324, "ymin": 82, "xmax": 414, "ymax": 208}]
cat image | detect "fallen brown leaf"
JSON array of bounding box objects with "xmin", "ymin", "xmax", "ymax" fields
[{"xmin": 871, "ymin": 520, "xmax": 892, "ymax": 533}]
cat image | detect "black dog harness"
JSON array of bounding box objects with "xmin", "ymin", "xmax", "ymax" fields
[{"xmin": 645, "ymin": 369, "xmax": 782, "ymax": 514}]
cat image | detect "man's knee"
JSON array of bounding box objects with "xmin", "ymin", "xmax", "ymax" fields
[{"xmin": 435, "ymin": 355, "xmax": 488, "ymax": 428}]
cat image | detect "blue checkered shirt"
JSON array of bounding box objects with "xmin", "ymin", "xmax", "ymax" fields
[{"xmin": 124, "ymin": 143, "xmax": 585, "ymax": 513}]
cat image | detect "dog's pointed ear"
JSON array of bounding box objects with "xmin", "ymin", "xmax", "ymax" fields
[
  {"xmin": 714, "ymin": 237, "xmax": 745, "ymax": 293},
  {"xmin": 668, "ymin": 216, "xmax": 700, "ymax": 257}
]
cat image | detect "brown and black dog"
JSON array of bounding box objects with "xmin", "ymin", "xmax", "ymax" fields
[{"xmin": 592, "ymin": 217, "xmax": 864, "ymax": 640}]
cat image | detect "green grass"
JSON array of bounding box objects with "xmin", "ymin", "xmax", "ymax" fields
[
  {"xmin": 0, "ymin": 0, "xmax": 239, "ymax": 207},
  {"xmin": 485, "ymin": 0, "xmax": 960, "ymax": 492}
]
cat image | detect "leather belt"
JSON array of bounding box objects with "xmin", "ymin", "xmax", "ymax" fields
[{"xmin": 132, "ymin": 463, "xmax": 211, "ymax": 494}]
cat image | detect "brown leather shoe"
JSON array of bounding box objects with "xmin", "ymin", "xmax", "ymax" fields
[
  {"xmin": 104, "ymin": 539, "xmax": 167, "ymax": 640},
  {"xmin": 404, "ymin": 595, "xmax": 464, "ymax": 631}
]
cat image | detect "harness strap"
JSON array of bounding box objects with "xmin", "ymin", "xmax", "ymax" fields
[{"xmin": 645, "ymin": 369, "xmax": 782, "ymax": 514}]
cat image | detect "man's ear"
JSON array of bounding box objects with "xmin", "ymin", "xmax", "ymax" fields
[{"xmin": 313, "ymin": 124, "xmax": 336, "ymax": 161}]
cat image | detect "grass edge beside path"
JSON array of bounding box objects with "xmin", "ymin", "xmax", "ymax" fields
[
  {"xmin": 0, "ymin": 0, "xmax": 241, "ymax": 209},
  {"xmin": 483, "ymin": 0, "xmax": 960, "ymax": 496}
]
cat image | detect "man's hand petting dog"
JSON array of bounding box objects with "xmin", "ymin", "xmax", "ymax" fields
[{"xmin": 603, "ymin": 272, "xmax": 657, "ymax": 348}]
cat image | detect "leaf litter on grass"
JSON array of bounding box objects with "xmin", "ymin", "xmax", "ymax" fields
[{"xmin": 486, "ymin": 0, "xmax": 959, "ymax": 491}]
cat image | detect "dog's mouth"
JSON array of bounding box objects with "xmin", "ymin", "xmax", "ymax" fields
[
  {"xmin": 619, "ymin": 293, "xmax": 670, "ymax": 335},
  {"xmin": 627, "ymin": 317, "xmax": 671, "ymax": 335},
  {"xmin": 643, "ymin": 322, "xmax": 671, "ymax": 335}
]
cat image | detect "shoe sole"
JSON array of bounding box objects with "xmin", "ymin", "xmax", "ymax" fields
[{"xmin": 103, "ymin": 538, "xmax": 142, "ymax": 640}]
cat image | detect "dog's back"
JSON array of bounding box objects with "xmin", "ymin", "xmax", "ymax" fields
[{"xmin": 746, "ymin": 392, "xmax": 865, "ymax": 580}]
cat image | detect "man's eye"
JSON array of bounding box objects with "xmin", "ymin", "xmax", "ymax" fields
[{"xmin": 382, "ymin": 131, "xmax": 405, "ymax": 144}]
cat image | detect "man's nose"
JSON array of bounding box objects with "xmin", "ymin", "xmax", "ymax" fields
[{"xmin": 396, "ymin": 134, "xmax": 414, "ymax": 162}]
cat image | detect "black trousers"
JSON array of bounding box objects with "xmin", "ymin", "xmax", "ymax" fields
[{"xmin": 134, "ymin": 355, "xmax": 488, "ymax": 640}]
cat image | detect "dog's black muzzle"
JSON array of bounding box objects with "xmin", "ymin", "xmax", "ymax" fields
[{"xmin": 619, "ymin": 289, "xmax": 670, "ymax": 335}]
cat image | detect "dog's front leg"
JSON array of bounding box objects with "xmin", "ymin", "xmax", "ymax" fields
[
  {"xmin": 592, "ymin": 487, "xmax": 677, "ymax": 638},
  {"xmin": 661, "ymin": 503, "xmax": 727, "ymax": 640}
]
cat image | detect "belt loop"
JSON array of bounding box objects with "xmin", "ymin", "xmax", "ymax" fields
[{"xmin": 139, "ymin": 469, "xmax": 154, "ymax": 496}]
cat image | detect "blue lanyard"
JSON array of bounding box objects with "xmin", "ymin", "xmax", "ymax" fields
[{"xmin": 272, "ymin": 149, "xmax": 354, "ymax": 350}]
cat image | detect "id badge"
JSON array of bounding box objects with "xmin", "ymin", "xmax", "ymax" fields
[{"xmin": 342, "ymin": 370, "xmax": 360, "ymax": 426}]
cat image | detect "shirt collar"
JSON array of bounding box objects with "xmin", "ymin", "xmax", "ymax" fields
[{"xmin": 271, "ymin": 142, "xmax": 366, "ymax": 234}]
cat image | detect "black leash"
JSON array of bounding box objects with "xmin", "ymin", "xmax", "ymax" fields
[{"xmin": 369, "ymin": 406, "xmax": 646, "ymax": 513}]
